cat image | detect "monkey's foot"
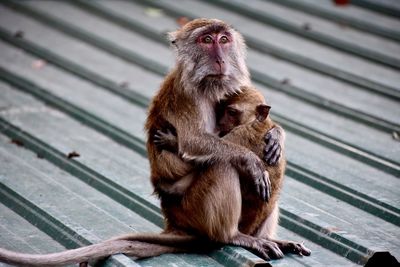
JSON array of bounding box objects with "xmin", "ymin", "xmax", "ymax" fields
[
  {"xmin": 230, "ymin": 233, "xmax": 283, "ymax": 261},
  {"xmin": 252, "ymin": 239, "xmax": 284, "ymax": 261}
]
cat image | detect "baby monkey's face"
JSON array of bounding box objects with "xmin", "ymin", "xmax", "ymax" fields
[
  {"xmin": 217, "ymin": 86, "xmax": 270, "ymax": 137},
  {"xmin": 218, "ymin": 101, "xmax": 270, "ymax": 137},
  {"xmin": 218, "ymin": 104, "xmax": 243, "ymax": 137}
]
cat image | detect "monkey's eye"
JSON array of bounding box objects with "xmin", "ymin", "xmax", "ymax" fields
[
  {"xmin": 226, "ymin": 108, "xmax": 238, "ymax": 117},
  {"xmin": 203, "ymin": 36, "xmax": 213, "ymax": 44},
  {"xmin": 220, "ymin": 36, "xmax": 229, "ymax": 44}
]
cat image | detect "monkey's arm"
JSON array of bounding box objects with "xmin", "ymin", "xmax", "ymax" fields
[
  {"xmin": 222, "ymin": 117, "xmax": 285, "ymax": 165},
  {"xmin": 153, "ymin": 129, "xmax": 195, "ymax": 195},
  {"xmin": 177, "ymin": 130, "xmax": 270, "ymax": 201},
  {"xmin": 147, "ymin": 130, "xmax": 193, "ymax": 193},
  {"xmin": 152, "ymin": 128, "xmax": 194, "ymax": 180},
  {"xmin": 154, "ymin": 127, "xmax": 269, "ymax": 199},
  {"xmin": 264, "ymin": 124, "xmax": 285, "ymax": 165}
]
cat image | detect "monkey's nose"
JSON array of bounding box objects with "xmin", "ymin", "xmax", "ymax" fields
[
  {"xmin": 215, "ymin": 59, "xmax": 226, "ymax": 74},
  {"xmin": 216, "ymin": 59, "xmax": 225, "ymax": 64}
]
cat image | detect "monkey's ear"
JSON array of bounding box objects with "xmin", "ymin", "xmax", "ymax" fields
[
  {"xmin": 256, "ymin": 104, "xmax": 271, "ymax": 122},
  {"xmin": 167, "ymin": 31, "xmax": 179, "ymax": 46}
]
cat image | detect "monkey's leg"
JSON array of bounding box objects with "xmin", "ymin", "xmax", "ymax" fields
[
  {"xmin": 230, "ymin": 202, "xmax": 283, "ymax": 259},
  {"xmin": 254, "ymin": 206, "xmax": 311, "ymax": 257},
  {"xmin": 167, "ymin": 164, "xmax": 282, "ymax": 261},
  {"xmin": 164, "ymin": 163, "xmax": 244, "ymax": 243},
  {"xmin": 156, "ymin": 172, "xmax": 195, "ymax": 196},
  {"xmin": 253, "ymin": 205, "xmax": 280, "ymax": 239},
  {"xmin": 189, "ymin": 164, "xmax": 243, "ymax": 241}
]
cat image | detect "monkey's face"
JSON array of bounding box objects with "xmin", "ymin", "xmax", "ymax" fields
[
  {"xmin": 169, "ymin": 19, "xmax": 250, "ymax": 96},
  {"xmin": 218, "ymin": 102, "xmax": 271, "ymax": 137},
  {"xmin": 197, "ymin": 31, "xmax": 231, "ymax": 76},
  {"xmin": 218, "ymin": 105, "xmax": 243, "ymax": 137},
  {"xmin": 218, "ymin": 101, "xmax": 257, "ymax": 136}
]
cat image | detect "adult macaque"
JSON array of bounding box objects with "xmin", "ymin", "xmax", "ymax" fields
[
  {"xmin": 146, "ymin": 19, "xmax": 308, "ymax": 259},
  {"xmin": 0, "ymin": 19, "xmax": 306, "ymax": 266}
]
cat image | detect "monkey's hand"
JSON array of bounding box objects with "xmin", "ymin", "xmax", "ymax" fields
[
  {"xmin": 234, "ymin": 153, "xmax": 271, "ymax": 202},
  {"xmin": 154, "ymin": 129, "xmax": 178, "ymax": 153},
  {"xmin": 264, "ymin": 126, "xmax": 285, "ymax": 165}
]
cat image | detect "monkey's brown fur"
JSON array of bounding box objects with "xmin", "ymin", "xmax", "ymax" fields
[
  {"xmin": 0, "ymin": 19, "xmax": 308, "ymax": 266},
  {"xmin": 154, "ymin": 86, "xmax": 309, "ymax": 256},
  {"xmin": 218, "ymin": 87, "xmax": 285, "ymax": 237},
  {"xmin": 219, "ymin": 87, "xmax": 309, "ymax": 255}
]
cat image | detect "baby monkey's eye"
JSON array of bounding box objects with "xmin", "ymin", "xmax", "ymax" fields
[
  {"xmin": 203, "ymin": 36, "xmax": 213, "ymax": 43},
  {"xmin": 220, "ymin": 36, "xmax": 229, "ymax": 44},
  {"xmin": 226, "ymin": 107, "xmax": 238, "ymax": 117}
]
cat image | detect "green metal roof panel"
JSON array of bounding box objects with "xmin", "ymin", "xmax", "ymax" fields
[{"xmin": 0, "ymin": 0, "xmax": 399, "ymax": 266}]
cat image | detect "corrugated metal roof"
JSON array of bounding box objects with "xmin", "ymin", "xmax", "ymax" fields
[{"xmin": 0, "ymin": 0, "xmax": 399, "ymax": 266}]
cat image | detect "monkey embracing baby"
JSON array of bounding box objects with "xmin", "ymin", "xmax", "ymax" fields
[{"xmin": 0, "ymin": 19, "xmax": 310, "ymax": 266}]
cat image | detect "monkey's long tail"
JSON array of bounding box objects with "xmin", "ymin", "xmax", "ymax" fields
[
  {"xmin": 107, "ymin": 232, "xmax": 201, "ymax": 245},
  {"xmin": 0, "ymin": 233, "xmax": 208, "ymax": 266}
]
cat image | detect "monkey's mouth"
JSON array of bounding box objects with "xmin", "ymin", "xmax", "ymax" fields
[
  {"xmin": 218, "ymin": 130, "xmax": 229, "ymax": 137},
  {"xmin": 206, "ymin": 74, "xmax": 226, "ymax": 79}
]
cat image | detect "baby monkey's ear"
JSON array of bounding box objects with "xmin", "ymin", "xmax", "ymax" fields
[
  {"xmin": 167, "ymin": 30, "xmax": 179, "ymax": 46},
  {"xmin": 256, "ymin": 104, "xmax": 271, "ymax": 122}
]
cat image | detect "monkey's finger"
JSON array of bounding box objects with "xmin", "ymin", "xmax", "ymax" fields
[
  {"xmin": 270, "ymin": 247, "xmax": 284, "ymax": 259},
  {"xmin": 268, "ymin": 153, "xmax": 279, "ymax": 166},
  {"xmin": 257, "ymin": 175, "xmax": 267, "ymax": 202},
  {"xmin": 260, "ymin": 171, "xmax": 269, "ymax": 202},
  {"xmin": 265, "ymin": 132, "xmax": 272, "ymax": 141},
  {"xmin": 268, "ymin": 147, "xmax": 281, "ymax": 165},
  {"xmin": 256, "ymin": 250, "xmax": 271, "ymax": 261},
  {"xmin": 258, "ymin": 171, "xmax": 270, "ymax": 202},
  {"xmin": 264, "ymin": 141, "xmax": 278, "ymax": 155},
  {"xmin": 263, "ymin": 241, "xmax": 284, "ymax": 259},
  {"xmin": 257, "ymin": 182, "xmax": 266, "ymax": 202},
  {"xmin": 264, "ymin": 139, "xmax": 275, "ymax": 156},
  {"xmin": 264, "ymin": 142, "xmax": 279, "ymax": 162},
  {"xmin": 298, "ymin": 243, "xmax": 311, "ymax": 256},
  {"xmin": 284, "ymin": 241, "xmax": 311, "ymax": 256},
  {"xmin": 157, "ymin": 132, "xmax": 167, "ymax": 138},
  {"xmin": 153, "ymin": 136, "xmax": 163, "ymax": 144},
  {"xmin": 270, "ymin": 248, "xmax": 284, "ymax": 259},
  {"xmin": 154, "ymin": 133, "xmax": 163, "ymax": 139},
  {"xmin": 265, "ymin": 172, "xmax": 272, "ymax": 201},
  {"xmin": 155, "ymin": 130, "xmax": 168, "ymax": 137}
]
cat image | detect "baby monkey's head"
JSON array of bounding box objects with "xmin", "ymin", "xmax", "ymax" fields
[{"xmin": 218, "ymin": 86, "xmax": 271, "ymax": 137}]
